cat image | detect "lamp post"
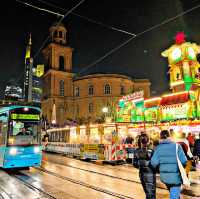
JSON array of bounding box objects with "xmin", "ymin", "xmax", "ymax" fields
[
  {"xmin": 102, "ymin": 106, "xmax": 111, "ymax": 123},
  {"xmin": 102, "ymin": 107, "xmax": 108, "ymax": 114},
  {"xmin": 102, "ymin": 107, "xmax": 109, "ymax": 123}
]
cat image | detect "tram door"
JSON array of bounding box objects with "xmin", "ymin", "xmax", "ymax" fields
[{"xmin": 0, "ymin": 113, "xmax": 8, "ymax": 166}]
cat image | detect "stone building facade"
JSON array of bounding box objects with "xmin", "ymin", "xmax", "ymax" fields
[{"xmin": 41, "ymin": 23, "xmax": 151, "ymax": 126}]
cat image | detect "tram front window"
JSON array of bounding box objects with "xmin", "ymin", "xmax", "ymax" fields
[{"xmin": 8, "ymin": 121, "xmax": 39, "ymax": 146}]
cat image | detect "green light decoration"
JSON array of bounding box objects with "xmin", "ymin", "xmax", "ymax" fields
[
  {"xmin": 11, "ymin": 113, "xmax": 40, "ymax": 120},
  {"xmin": 118, "ymin": 100, "xmax": 125, "ymax": 108},
  {"xmin": 197, "ymin": 101, "xmax": 200, "ymax": 117},
  {"xmin": 185, "ymin": 83, "xmax": 192, "ymax": 91},
  {"xmin": 144, "ymin": 107, "xmax": 158, "ymax": 122}
]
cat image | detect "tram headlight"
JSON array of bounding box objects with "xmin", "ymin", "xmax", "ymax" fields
[
  {"xmin": 34, "ymin": 146, "xmax": 40, "ymax": 153},
  {"xmin": 9, "ymin": 147, "xmax": 17, "ymax": 155}
]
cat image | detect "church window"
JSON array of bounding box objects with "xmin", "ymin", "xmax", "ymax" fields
[
  {"xmin": 59, "ymin": 56, "xmax": 65, "ymax": 71},
  {"xmin": 53, "ymin": 30, "xmax": 58, "ymax": 38},
  {"xmin": 59, "ymin": 31, "xmax": 63, "ymax": 38},
  {"xmin": 75, "ymin": 87, "xmax": 80, "ymax": 97},
  {"xmin": 59, "ymin": 80, "xmax": 64, "ymax": 96},
  {"xmin": 88, "ymin": 103, "xmax": 93, "ymax": 113},
  {"xmin": 120, "ymin": 85, "xmax": 125, "ymax": 95},
  {"xmin": 104, "ymin": 84, "xmax": 111, "ymax": 95},
  {"xmin": 88, "ymin": 85, "xmax": 94, "ymax": 95}
]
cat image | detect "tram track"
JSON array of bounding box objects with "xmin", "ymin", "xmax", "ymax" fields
[
  {"xmin": 42, "ymin": 159, "xmax": 166, "ymax": 189},
  {"xmin": 0, "ymin": 186, "xmax": 13, "ymax": 199},
  {"xmin": 9, "ymin": 171, "xmax": 57, "ymax": 199},
  {"xmin": 43, "ymin": 160, "xmax": 143, "ymax": 183},
  {"xmin": 35, "ymin": 166, "xmax": 135, "ymax": 199},
  {"xmin": 43, "ymin": 158, "xmax": 200, "ymax": 198}
]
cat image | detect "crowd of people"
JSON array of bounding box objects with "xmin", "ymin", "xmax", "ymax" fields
[{"xmin": 133, "ymin": 130, "xmax": 200, "ymax": 199}]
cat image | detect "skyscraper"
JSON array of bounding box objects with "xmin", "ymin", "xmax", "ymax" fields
[{"xmin": 23, "ymin": 34, "xmax": 33, "ymax": 102}]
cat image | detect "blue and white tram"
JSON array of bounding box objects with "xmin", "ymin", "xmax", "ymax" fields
[{"xmin": 0, "ymin": 105, "xmax": 42, "ymax": 168}]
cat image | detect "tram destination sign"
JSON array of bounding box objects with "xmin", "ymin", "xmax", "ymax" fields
[{"xmin": 11, "ymin": 113, "xmax": 40, "ymax": 120}]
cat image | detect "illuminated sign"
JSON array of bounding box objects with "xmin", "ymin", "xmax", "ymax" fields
[
  {"xmin": 116, "ymin": 91, "xmax": 144, "ymax": 123},
  {"xmin": 144, "ymin": 107, "xmax": 158, "ymax": 122},
  {"xmin": 160, "ymin": 103, "xmax": 190, "ymax": 121},
  {"xmin": 11, "ymin": 113, "xmax": 40, "ymax": 120},
  {"xmin": 121, "ymin": 90, "xmax": 144, "ymax": 102}
]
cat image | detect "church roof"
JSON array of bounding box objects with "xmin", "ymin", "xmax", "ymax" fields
[
  {"xmin": 73, "ymin": 73, "xmax": 133, "ymax": 81},
  {"xmin": 51, "ymin": 22, "xmax": 66, "ymax": 28}
]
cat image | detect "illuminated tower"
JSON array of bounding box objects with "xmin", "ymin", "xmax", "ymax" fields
[
  {"xmin": 162, "ymin": 32, "xmax": 200, "ymax": 118},
  {"xmin": 162, "ymin": 32, "xmax": 200, "ymax": 92},
  {"xmin": 23, "ymin": 34, "xmax": 33, "ymax": 102}
]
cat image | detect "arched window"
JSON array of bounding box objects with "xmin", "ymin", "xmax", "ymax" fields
[
  {"xmin": 59, "ymin": 31, "xmax": 63, "ymax": 38},
  {"xmin": 59, "ymin": 56, "xmax": 65, "ymax": 71},
  {"xmin": 75, "ymin": 87, "xmax": 80, "ymax": 97},
  {"xmin": 88, "ymin": 85, "xmax": 94, "ymax": 95},
  {"xmin": 88, "ymin": 103, "xmax": 93, "ymax": 113},
  {"xmin": 53, "ymin": 30, "xmax": 58, "ymax": 38},
  {"xmin": 104, "ymin": 84, "xmax": 111, "ymax": 95},
  {"xmin": 59, "ymin": 80, "xmax": 64, "ymax": 96},
  {"xmin": 120, "ymin": 85, "xmax": 125, "ymax": 95}
]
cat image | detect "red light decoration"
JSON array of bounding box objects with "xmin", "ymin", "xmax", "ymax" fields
[{"xmin": 175, "ymin": 32, "xmax": 186, "ymax": 44}]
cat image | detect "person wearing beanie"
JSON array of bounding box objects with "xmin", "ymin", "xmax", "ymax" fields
[
  {"xmin": 133, "ymin": 133, "xmax": 156, "ymax": 199},
  {"xmin": 151, "ymin": 130, "xmax": 187, "ymax": 199}
]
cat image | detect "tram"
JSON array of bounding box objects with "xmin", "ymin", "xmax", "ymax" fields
[{"xmin": 0, "ymin": 105, "xmax": 42, "ymax": 168}]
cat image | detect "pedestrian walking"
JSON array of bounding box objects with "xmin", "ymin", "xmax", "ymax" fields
[
  {"xmin": 187, "ymin": 132, "xmax": 195, "ymax": 153},
  {"xmin": 133, "ymin": 133, "xmax": 156, "ymax": 199},
  {"xmin": 177, "ymin": 132, "xmax": 193, "ymax": 177},
  {"xmin": 194, "ymin": 133, "xmax": 200, "ymax": 159},
  {"xmin": 151, "ymin": 130, "xmax": 187, "ymax": 199}
]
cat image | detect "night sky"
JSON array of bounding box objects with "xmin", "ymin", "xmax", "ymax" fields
[{"xmin": 1, "ymin": 0, "xmax": 200, "ymax": 98}]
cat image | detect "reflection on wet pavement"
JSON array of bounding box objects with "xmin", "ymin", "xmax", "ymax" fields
[{"xmin": 0, "ymin": 152, "xmax": 198, "ymax": 199}]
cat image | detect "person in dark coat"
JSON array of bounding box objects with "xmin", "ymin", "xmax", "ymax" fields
[
  {"xmin": 151, "ymin": 130, "xmax": 187, "ymax": 199},
  {"xmin": 133, "ymin": 133, "xmax": 156, "ymax": 199},
  {"xmin": 194, "ymin": 133, "xmax": 200, "ymax": 158}
]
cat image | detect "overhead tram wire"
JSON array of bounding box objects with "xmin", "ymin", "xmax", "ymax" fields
[
  {"xmin": 17, "ymin": 0, "xmax": 136, "ymax": 37},
  {"xmin": 16, "ymin": 0, "xmax": 64, "ymax": 17},
  {"xmin": 15, "ymin": 1, "xmax": 200, "ymax": 76},
  {"xmin": 78, "ymin": 3, "xmax": 200, "ymax": 75},
  {"xmin": 16, "ymin": 0, "xmax": 86, "ymax": 59},
  {"xmin": 35, "ymin": 0, "xmax": 136, "ymax": 37},
  {"xmin": 14, "ymin": 0, "xmax": 86, "ymax": 86}
]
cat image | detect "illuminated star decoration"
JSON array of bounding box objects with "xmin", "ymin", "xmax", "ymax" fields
[{"xmin": 175, "ymin": 32, "xmax": 186, "ymax": 44}]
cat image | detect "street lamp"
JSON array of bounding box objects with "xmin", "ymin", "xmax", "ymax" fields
[
  {"xmin": 102, "ymin": 107, "xmax": 108, "ymax": 114},
  {"xmin": 102, "ymin": 107, "xmax": 111, "ymax": 123}
]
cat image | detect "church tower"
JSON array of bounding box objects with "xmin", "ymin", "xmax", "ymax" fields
[
  {"xmin": 42, "ymin": 23, "xmax": 74, "ymax": 125},
  {"xmin": 24, "ymin": 34, "xmax": 33, "ymax": 102}
]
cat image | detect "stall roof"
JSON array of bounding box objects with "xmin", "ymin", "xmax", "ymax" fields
[
  {"xmin": 144, "ymin": 97, "xmax": 161, "ymax": 108},
  {"xmin": 160, "ymin": 92, "xmax": 189, "ymax": 106}
]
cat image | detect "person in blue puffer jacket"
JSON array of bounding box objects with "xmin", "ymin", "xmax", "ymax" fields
[{"xmin": 151, "ymin": 130, "xmax": 187, "ymax": 199}]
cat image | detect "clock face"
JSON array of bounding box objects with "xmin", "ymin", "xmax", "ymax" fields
[
  {"xmin": 187, "ymin": 47, "xmax": 196, "ymax": 60},
  {"xmin": 171, "ymin": 48, "xmax": 182, "ymax": 62}
]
